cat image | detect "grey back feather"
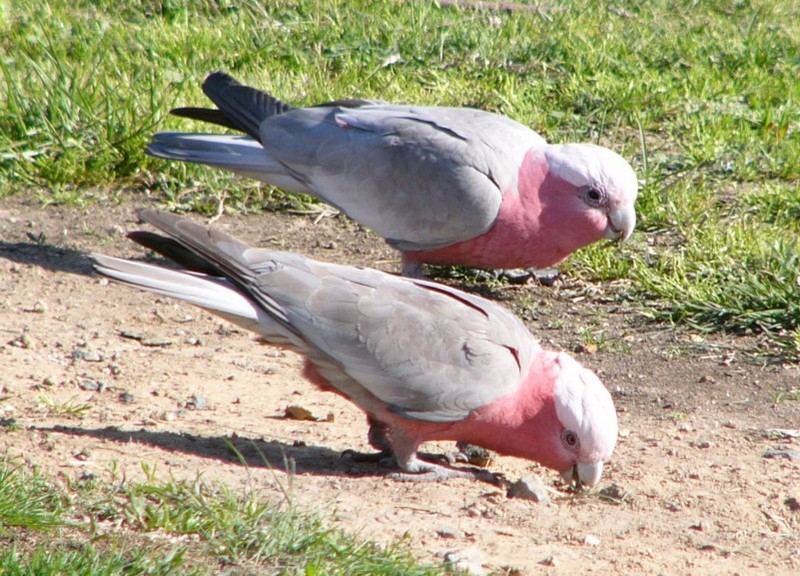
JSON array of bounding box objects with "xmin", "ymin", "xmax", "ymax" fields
[{"xmin": 135, "ymin": 210, "xmax": 540, "ymax": 422}]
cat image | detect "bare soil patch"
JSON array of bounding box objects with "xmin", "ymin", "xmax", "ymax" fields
[{"xmin": 1, "ymin": 194, "xmax": 798, "ymax": 574}]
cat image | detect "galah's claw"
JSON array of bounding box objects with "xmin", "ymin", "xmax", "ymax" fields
[
  {"xmin": 391, "ymin": 454, "xmax": 506, "ymax": 485},
  {"xmin": 340, "ymin": 448, "xmax": 395, "ymax": 466},
  {"xmin": 495, "ymin": 267, "xmax": 560, "ymax": 286}
]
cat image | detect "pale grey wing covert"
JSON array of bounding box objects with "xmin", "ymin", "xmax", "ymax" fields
[
  {"xmin": 247, "ymin": 263, "xmax": 542, "ymax": 422},
  {"xmin": 133, "ymin": 210, "xmax": 540, "ymax": 423},
  {"xmin": 149, "ymin": 72, "xmax": 548, "ymax": 251},
  {"xmin": 258, "ymin": 104, "xmax": 541, "ymax": 250}
]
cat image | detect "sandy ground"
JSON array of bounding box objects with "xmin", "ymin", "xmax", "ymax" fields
[{"xmin": 1, "ymin": 194, "xmax": 798, "ymax": 575}]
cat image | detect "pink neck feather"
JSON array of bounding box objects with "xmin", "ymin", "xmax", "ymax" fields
[
  {"xmin": 404, "ymin": 149, "xmax": 606, "ymax": 270},
  {"xmin": 443, "ymin": 355, "xmax": 568, "ymax": 471}
]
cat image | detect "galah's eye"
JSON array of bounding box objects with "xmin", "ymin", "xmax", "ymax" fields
[
  {"xmin": 581, "ymin": 187, "xmax": 605, "ymax": 207},
  {"xmin": 562, "ymin": 429, "xmax": 580, "ymax": 450}
]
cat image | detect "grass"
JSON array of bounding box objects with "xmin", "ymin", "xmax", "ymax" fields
[
  {"xmin": 38, "ymin": 392, "xmax": 92, "ymax": 418},
  {"xmin": 2, "ymin": 0, "xmax": 798, "ymax": 355},
  {"xmin": 0, "ymin": 461, "xmax": 451, "ymax": 575},
  {"xmin": 0, "ymin": 462, "xmax": 65, "ymax": 531}
]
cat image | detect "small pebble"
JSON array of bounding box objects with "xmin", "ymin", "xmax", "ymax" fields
[
  {"xmin": 436, "ymin": 527, "xmax": 460, "ymax": 539},
  {"xmin": 189, "ymin": 395, "xmax": 208, "ymax": 410},
  {"xmin": 455, "ymin": 441, "xmax": 493, "ymax": 467},
  {"xmin": 118, "ymin": 391, "xmax": 135, "ymax": 404},
  {"xmin": 763, "ymin": 449, "xmax": 800, "ymax": 461},
  {"xmin": 443, "ymin": 548, "xmax": 485, "ymax": 575},
  {"xmin": 73, "ymin": 449, "xmax": 91, "ymax": 461},
  {"xmin": 285, "ymin": 405, "xmax": 316, "ymax": 421},
  {"xmin": 73, "ymin": 348, "xmax": 102, "ymax": 362},
  {"xmin": 584, "ymin": 534, "xmax": 601, "ymax": 546},
  {"xmin": 507, "ymin": 474, "xmax": 550, "ymax": 503},
  {"xmin": 80, "ymin": 379, "xmax": 106, "ymax": 392},
  {"xmin": 599, "ymin": 483, "xmax": 630, "ymax": 502}
]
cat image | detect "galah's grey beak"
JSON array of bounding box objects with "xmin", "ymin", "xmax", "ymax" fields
[
  {"xmin": 561, "ymin": 461, "xmax": 604, "ymax": 489},
  {"xmin": 605, "ymin": 204, "xmax": 636, "ymax": 242}
]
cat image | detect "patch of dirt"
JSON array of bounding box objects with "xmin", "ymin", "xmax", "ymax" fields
[{"xmin": 1, "ymin": 194, "xmax": 798, "ymax": 575}]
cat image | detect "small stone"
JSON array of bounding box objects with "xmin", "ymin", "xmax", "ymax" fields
[
  {"xmin": 599, "ymin": 483, "xmax": 630, "ymax": 502},
  {"xmin": 32, "ymin": 300, "xmax": 47, "ymax": 313},
  {"xmin": 80, "ymin": 379, "xmax": 106, "ymax": 392},
  {"xmin": 42, "ymin": 376, "xmax": 57, "ymax": 387},
  {"xmin": 443, "ymin": 548, "xmax": 485, "ymax": 575},
  {"xmin": 436, "ymin": 527, "xmax": 460, "ymax": 539},
  {"xmin": 785, "ymin": 497, "xmax": 800, "ymax": 512},
  {"xmin": 73, "ymin": 348, "xmax": 102, "ymax": 362},
  {"xmin": 763, "ymin": 449, "xmax": 800, "ymax": 461},
  {"xmin": 539, "ymin": 556, "xmax": 557, "ymax": 567},
  {"xmin": 765, "ymin": 428, "xmax": 800, "ymax": 439},
  {"xmin": 455, "ymin": 441, "xmax": 493, "ymax": 467},
  {"xmin": 118, "ymin": 391, "xmax": 135, "ymax": 404},
  {"xmin": 507, "ymin": 474, "xmax": 551, "ymax": 503},
  {"xmin": 284, "ymin": 405, "xmax": 316, "ymax": 421},
  {"xmin": 73, "ymin": 448, "xmax": 91, "ymax": 461},
  {"xmin": 189, "ymin": 395, "xmax": 208, "ymax": 410},
  {"xmin": 78, "ymin": 471, "xmax": 97, "ymax": 482},
  {"xmin": 576, "ymin": 342, "xmax": 598, "ymax": 355},
  {"xmin": 10, "ymin": 333, "xmax": 32, "ymax": 349},
  {"xmin": 699, "ymin": 375, "xmax": 715, "ymax": 383},
  {"xmin": 584, "ymin": 534, "xmax": 601, "ymax": 546}
]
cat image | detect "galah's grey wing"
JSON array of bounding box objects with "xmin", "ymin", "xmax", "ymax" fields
[
  {"xmin": 255, "ymin": 263, "xmax": 541, "ymax": 422},
  {"xmin": 148, "ymin": 72, "xmax": 547, "ymax": 251},
  {"xmin": 129, "ymin": 210, "xmax": 540, "ymax": 423},
  {"xmin": 258, "ymin": 104, "xmax": 535, "ymax": 251}
]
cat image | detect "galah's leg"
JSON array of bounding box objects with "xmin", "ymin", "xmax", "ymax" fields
[
  {"xmin": 340, "ymin": 416, "xmax": 393, "ymax": 463},
  {"xmin": 400, "ymin": 254, "xmax": 425, "ymax": 278},
  {"xmin": 388, "ymin": 428, "xmax": 503, "ymax": 484}
]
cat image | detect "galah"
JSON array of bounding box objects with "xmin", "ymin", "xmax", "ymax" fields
[
  {"xmin": 90, "ymin": 209, "xmax": 618, "ymax": 486},
  {"xmin": 146, "ymin": 72, "xmax": 638, "ymax": 276}
]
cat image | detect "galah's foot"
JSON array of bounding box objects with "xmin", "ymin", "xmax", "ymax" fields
[
  {"xmin": 389, "ymin": 455, "xmax": 505, "ymax": 485},
  {"xmin": 442, "ymin": 441, "xmax": 493, "ymax": 467},
  {"xmin": 496, "ymin": 268, "xmax": 560, "ymax": 286},
  {"xmin": 340, "ymin": 448, "xmax": 394, "ymax": 465}
]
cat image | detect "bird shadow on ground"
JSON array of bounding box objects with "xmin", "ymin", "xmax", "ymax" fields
[
  {"xmin": 37, "ymin": 424, "xmax": 398, "ymax": 479},
  {"xmin": 0, "ymin": 241, "xmax": 94, "ymax": 276}
]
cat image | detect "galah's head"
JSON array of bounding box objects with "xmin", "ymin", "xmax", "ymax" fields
[
  {"xmin": 550, "ymin": 352, "xmax": 618, "ymax": 489},
  {"xmin": 541, "ymin": 143, "xmax": 638, "ymax": 250}
]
